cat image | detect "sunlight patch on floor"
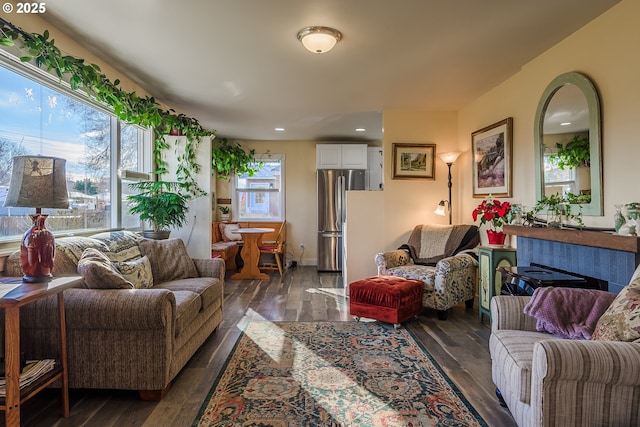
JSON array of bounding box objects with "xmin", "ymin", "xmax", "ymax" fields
[
  {"xmin": 306, "ymin": 287, "xmax": 347, "ymax": 299},
  {"xmin": 239, "ymin": 315, "xmax": 403, "ymax": 425},
  {"xmin": 238, "ymin": 310, "xmax": 286, "ymax": 364}
]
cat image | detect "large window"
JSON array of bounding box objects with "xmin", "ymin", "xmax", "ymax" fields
[
  {"xmin": 234, "ymin": 155, "xmax": 284, "ymax": 221},
  {"xmin": 0, "ymin": 60, "xmax": 149, "ymax": 242}
]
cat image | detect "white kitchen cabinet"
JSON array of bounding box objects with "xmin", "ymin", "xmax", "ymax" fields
[
  {"xmin": 366, "ymin": 147, "xmax": 383, "ymax": 190},
  {"xmin": 316, "ymin": 144, "xmax": 367, "ymax": 169}
]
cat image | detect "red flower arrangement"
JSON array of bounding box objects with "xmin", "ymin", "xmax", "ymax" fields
[{"xmin": 472, "ymin": 196, "xmax": 512, "ymax": 231}]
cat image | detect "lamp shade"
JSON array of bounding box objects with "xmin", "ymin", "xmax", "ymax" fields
[
  {"xmin": 434, "ymin": 200, "xmax": 448, "ymax": 216},
  {"xmin": 437, "ymin": 151, "xmax": 462, "ymax": 165},
  {"xmin": 297, "ymin": 26, "xmax": 342, "ymax": 54},
  {"xmin": 3, "ymin": 156, "xmax": 69, "ymax": 209}
]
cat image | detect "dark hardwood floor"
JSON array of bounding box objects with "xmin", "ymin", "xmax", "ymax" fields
[{"xmin": 12, "ymin": 266, "xmax": 517, "ymax": 427}]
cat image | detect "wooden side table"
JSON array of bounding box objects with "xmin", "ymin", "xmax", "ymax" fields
[
  {"xmin": 478, "ymin": 246, "xmax": 517, "ymax": 323},
  {"xmin": 0, "ymin": 276, "xmax": 82, "ymax": 427}
]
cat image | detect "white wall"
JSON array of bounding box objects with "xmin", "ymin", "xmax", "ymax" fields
[
  {"xmin": 458, "ymin": 0, "xmax": 640, "ymax": 228},
  {"xmin": 345, "ymin": 191, "xmax": 385, "ymax": 284},
  {"xmin": 165, "ymin": 136, "xmax": 213, "ymax": 258}
]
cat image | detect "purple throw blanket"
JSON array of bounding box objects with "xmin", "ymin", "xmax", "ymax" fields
[{"xmin": 523, "ymin": 287, "xmax": 616, "ymax": 340}]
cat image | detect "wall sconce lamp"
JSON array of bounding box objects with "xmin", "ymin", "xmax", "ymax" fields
[
  {"xmin": 3, "ymin": 156, "xmax": 69, "ymax": 282},
  {"xmin": 434, "ymin": 200, "xmax": 449, "ymax": 217},
  {"xmin": 297, "ymin": 26, "xmax": 342, "ymax": 54},
  {"xmin": 435, "ymin": 151, "xmax": 462, "ymax": 225}
]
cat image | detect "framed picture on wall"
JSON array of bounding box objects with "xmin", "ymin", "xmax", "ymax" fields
[
  {"xmin": 472, "ymin": 117, "xmax": 513, "ymax": 197},
  {"xmin": 392, "ymin": 143, "xmax": 436, "ymax": 180}
]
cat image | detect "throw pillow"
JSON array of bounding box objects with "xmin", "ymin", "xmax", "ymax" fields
[
  {"xmin": 219, "ymin": 223, "xmax": 242, "ymax": 242},
  {"xmin": 90, "ymin": 230, "xmax": 142, "ymax": 262},
  {"xmin": 77, "ymin": 248, "xmax": 134, "ymax": 289},
  {"xmin": 592, "ymin": 277, "xmax": 640, "ymax": 342},
  {"xmin": 113, "ymin": 255, "xmax": 154, "ymax": 289},
  {"xmin": 138, "ymin": 238, "xmax": 199, "ymax": 283},
  {"xmin": 523, "ymin": 287, "xmax": 616, "ymax": 340},
  {"xmin": 54, "ymin": 236, "xmax": 110, "ymax": 275}
]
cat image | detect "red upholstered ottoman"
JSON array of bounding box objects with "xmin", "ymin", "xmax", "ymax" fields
[{"xmin": 349, "ymin": 276, "xmax": 423, "ymax": 327}]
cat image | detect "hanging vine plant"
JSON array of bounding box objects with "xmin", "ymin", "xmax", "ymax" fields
[
  {"xmin": 212, "ymin": 137, "xmax": 262, "ymax": 180},
  {"xmin": 0, "ymin": 18, "xmax": 215, "ymax": 196},
  {"xmin": 549, "ymin": 135, "xmax": 590, "ymax": 170}
]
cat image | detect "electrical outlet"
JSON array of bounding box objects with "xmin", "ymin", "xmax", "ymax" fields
[{"xmin": 299, "ymin": 243, "xmax": 305, "ymax": 250}]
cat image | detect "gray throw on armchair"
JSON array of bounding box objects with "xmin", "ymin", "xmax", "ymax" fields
[{"xmin": 375, "ymin": 224, "xmax": 479, "ymax": 320}]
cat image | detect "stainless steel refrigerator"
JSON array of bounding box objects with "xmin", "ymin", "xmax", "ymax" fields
[{"xmin": 317, "ymin": 169, "xmax": 365, "ymax": 271}]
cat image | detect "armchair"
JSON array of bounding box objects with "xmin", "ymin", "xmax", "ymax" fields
[
  {"xmin": 375, "ymin": 224, "xmax": 479, "ymax": 320},
  {"xmin": 489, "ymin": 294, "xmax": 640, "ymax": 427}
]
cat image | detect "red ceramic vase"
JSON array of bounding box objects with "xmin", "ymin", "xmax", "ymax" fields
[
  {"xmin": 20, "ymin": 213, "xmax": 55, "ymax": 282},
  {"xmin": 486, "ymin": 230, "xmax": 506, "ymax": 246}
]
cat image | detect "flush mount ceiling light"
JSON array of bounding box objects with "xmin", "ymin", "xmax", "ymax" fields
[{"xmin": 297, "ymin": 26, "xmax": 342, "ymax": 54}]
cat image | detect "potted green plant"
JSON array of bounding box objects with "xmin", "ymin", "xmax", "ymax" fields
[
  {"xmin": 549, "ymin": 135, "xmax": 590, "ymax": 169},
  {"xmin": 529, "ymin": 193, "xmax": 585, "ymax": 228},
  {"xmin": 218, "ymin": 205, "xmax": 231, "ymax": 221},
  {"xmin": 127, "ymin": 180, "xmax": 191, "ymax": 239}
]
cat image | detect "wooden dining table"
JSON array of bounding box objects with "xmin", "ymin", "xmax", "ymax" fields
[{"xmin": 231, "ymin": 227, "xmax": 275, "ymax": 280}]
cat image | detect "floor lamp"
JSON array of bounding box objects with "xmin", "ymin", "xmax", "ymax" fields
[{"xmin": 434, "ymin": 152, "xmax": 461, "ymax": 225}]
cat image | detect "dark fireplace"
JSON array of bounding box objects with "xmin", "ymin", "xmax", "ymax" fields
[
  {"xmin": 530, "ymin": 262, "xmax": 608, "ymax": 291},
  {"xmin": 504, "ymin": 225, "xmax": 640, "ymax": 294}
]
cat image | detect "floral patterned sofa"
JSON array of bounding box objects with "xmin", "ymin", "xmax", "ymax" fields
[{"xmin": 375, "ymin": 224, "xmax": 479, "ymax": 320}]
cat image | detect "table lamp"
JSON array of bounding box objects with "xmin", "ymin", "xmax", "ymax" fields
[{"xmin": 3, "ymin": 156, "xmax": 69, "ymax": 282}]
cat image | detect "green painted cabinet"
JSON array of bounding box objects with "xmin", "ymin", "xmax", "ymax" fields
[{"xmin": 478, "ymin": 246, "xmax": 517, "ymax": 323}]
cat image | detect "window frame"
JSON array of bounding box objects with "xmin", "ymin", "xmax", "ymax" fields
[
  {"xmin": 233, "ymin": 154, "xmax": 285, "ymax": 222},
  {"xmin": 0, "ymin": 53, "xmax": 152, "ymax": 247},
  {"xmin": 543, "ymin": 152, "xmax": 577, "ymax": 196}
]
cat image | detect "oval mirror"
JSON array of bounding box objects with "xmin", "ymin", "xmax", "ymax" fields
[{"xmin": 534, "ymin": 72, "xmax": 602, "ymax": 216}]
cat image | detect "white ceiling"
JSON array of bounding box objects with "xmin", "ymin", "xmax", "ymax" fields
[{"xmin": 40, "ymin": 0, "xmax": 620, "ymax": 142}]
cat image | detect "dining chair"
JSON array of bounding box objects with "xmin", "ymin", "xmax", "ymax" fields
[{"xmin": 259, "ymin": 221, "xmax": 286, "ymax": 276}]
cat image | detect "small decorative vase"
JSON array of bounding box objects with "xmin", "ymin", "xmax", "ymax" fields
[
  {"xmin": 511, "ymin": 204, "xmax": 523, "ymax": 226},
  {"xmin": 546, "ymin": 209, "xmax": 562, "ymax": 228},
  {"xmin": 626, "ymin": 204, "xmax": 640, "ymax": 221},
  {"xmin": 614, "ymin": 204, "xmax": 625, "ymax": 233},
  {"xmin": 20, "ymin": 213, "xmax": 55, "ymax": 282},
  {"xmin": 487, "ymin": 230, "xmax": 506, "ymax": 246}
]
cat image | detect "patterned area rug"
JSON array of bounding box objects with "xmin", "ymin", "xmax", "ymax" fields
[{"xmin": 193, "ymin": 321, "xmax": 487, "ymax": 427}]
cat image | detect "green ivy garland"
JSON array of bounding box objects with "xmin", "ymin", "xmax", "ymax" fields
[{"xmin": 0, "ymin": 18, "xmax": 213, "ymax": 196}]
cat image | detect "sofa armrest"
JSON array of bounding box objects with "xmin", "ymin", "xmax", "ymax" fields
[
  {"xmin": 534, "ymin": 339, "xmax": 640, "ymax": 386},
  {"xmin": 428, "ymin": 253, "xmax": 477, "ymax": 303},
  {"xmin": 435, "ymin": 252, "xmax": 477, "ymax": 274},
  {"xmin": 531, "ymin": 339, "xmax": 640, "ymax": 426},
  {"xmin": 375, "ymin": 250, "xmax": 412, "ymax": 275},
  {"xmin": 193, "ymin": 257, "xmax": 225, "ymax": 281},
  {"xmin": 490, "ymin": 295, "xmax": 537, "ymax": 332},
  {"xmin": 20, "ymin": 289, "xmax": 174, "ymax": 331},
  {"xmin": 64, "ymin": 288, "xmax": 175, "ymax": 330},
  {"xmin": 374, "ymin": 253, "xmax": 387, "ymax": 275}
]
